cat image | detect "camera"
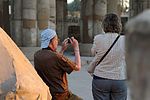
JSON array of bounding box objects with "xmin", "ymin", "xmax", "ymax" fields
[{"xmin": 67, "ymin": 38, "xmax": 71, "ymax": 43}]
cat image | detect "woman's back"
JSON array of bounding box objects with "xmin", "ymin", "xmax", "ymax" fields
[{"xmin": 92, "ymin": 33, "xmax": 126, "ymax": 80}]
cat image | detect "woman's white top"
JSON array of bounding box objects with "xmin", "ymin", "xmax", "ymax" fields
[{"xmin": 88, "ymin": 33, "xmax": 126, "ymax": 80}]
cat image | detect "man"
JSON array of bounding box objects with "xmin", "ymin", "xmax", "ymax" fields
[{"xmin": 34, "ymin": 28, "xmax": 82, "ymax": 100}]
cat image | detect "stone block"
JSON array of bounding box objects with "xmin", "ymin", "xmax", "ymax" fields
[
  {"xmin": 11, "ymin": 20, "xmax": 22, "ymax": 46},
  {"xmin": 22, "ymin": 0, "xmax": 36, "ymax": 9},
  {"xmin": 23, "ymin": 19, "xmax": 36, "ymax": 28},
  {"xmin": 38, "ymin": 20, "xmax": 48, "ymax": 30},
  {"xmin": 50, "ymin": 8, "xmax": 56, "ymax": 17},
  {"xmin": 23, "ymin": 9, "xmax": 36, "ymax": 19},
  {"xmin": 48, "ymin": 21, "xmax": 56, "ymax": 30},
  {"xmin": 37, "ymin": 30, "xmax": 43, "ymax": 46},
  {"xmin": 37, "ymin": 0, "xmax": 50, "ymax": 9},
  {"xmin": 22, "ymin": 28, "xmax": 37, "ymax": 46},
  {"xmin": 94, "ymin": 0, "xmax": 107, "ymax": 16},
  {"xmin": 37, "ymin": 8, "xmax": 49, "ymax": 20},
  {"xmin": 49, "ymin": 0, "xmax": 56, "ymax": 7},
  {"xmin": 13, "ymin": 0, "xmax": 22, "ymax": 19},
  {"xmin": 20, "ymin": 47, "xmax": 41, "ymax": 61}
]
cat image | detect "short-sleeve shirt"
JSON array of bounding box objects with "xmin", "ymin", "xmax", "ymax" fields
[{"xmin": 34, "ymin": 49, "xmax": 76, "ymax": 95}]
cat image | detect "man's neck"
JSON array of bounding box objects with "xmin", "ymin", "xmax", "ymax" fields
[{"xmin": 42, "ymin": 47, "xmax": 53, "ymax": 51}]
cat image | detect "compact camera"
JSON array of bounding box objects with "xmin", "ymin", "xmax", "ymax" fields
[{"xmin": 67, "ymin": 38, "xmax": 71, "ymax": 43}]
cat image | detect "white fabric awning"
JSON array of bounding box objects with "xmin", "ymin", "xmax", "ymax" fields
[{"xmin": 0, "ymin": 28, "xmax": 51, "ymax": 100}]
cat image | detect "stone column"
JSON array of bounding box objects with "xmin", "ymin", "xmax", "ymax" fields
[
  {"xmin": 80, "ymin": 0, "xmax": 106, "ymax": 56},
  {"xmin": 22, "ymin": 0, "xmax": 37, "ymax": 46},
  {"xmin": 107, "ymin": 0, "xmax": 120, "ymax": 14},
  {"xmin": 11, "ymin": 0, "xmax": 22, "ymax": 46},
  {"xmin": 56, "ymin": 0, "xmax": 68, "ymax": 42},
  {"xmin": 0, "ymin": 0, "xmax": 2, "ymax": 17},
  {"xmin": 125, "ymin": 10, "xmax": 150, "ymax": 100},
  {"xmin": 81, "ymin": 0, "xmax": 91, "ymax": 43},
  {"xmin": 0, "ymin": 0, "xmax": 5, "ymax": 29},
  {"xmin": 49, "ymin": 0, "xmax": 56, "ymax": 30},
  {"xmin": 0, "ymin": 0, "xmax": 3, "ymax": 28},
  {"xmin": 93, "ymin": 0, "xmax": 107, "ymax": 36},
  {"xmin": 81, "ymin": 0, "xmax": 106, "ymax": 43},
  {"xmin": 130, "ymin": 0, "xmax": 150, "ymax": 17},
  {"xmin": 37, "ymin": 0, "xmax": 50, "ymax": 46}
]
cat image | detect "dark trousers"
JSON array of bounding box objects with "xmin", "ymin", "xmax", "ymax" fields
[{"xmin": 92, "ymin": 75, "xmax": 127, "ymax": 100}]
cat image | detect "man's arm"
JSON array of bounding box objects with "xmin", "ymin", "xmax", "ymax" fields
[
  {"xmin": 70, "ymin": 37, "xmax": 81, "ymax": 71},
  {"xmin": 73, "ymin": 47, "xmax": 81, "ymax": 71},
  {"xmin": 59, "ymin": 37, "xmax": 81, "ymax": 71},
  {"xmin": 59, "ymin": 38, "xmax": 68, "ymax": 54}
]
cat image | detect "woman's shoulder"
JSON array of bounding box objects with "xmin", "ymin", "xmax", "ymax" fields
[{"xmin": 94, "ymin": 33, "xmax": 105, "ymax": 39}]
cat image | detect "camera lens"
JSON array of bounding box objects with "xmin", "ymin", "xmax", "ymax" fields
[{"xmin": 68, "ymin": 38, "xmax": 71, "ymax": 43}]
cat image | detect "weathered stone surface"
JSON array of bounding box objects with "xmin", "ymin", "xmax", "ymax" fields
[
  {"xmin": 95, "ymin": 0, "xmax": 107, "ymax": 16},
  {"xmin": 49, "ymin": 0, "xmax": 55, "ymax": 8},
  {"xmin": 22, "ymin": 28, "xmax": 37, "ymax": 46},
  {"xmin": 125, "ymin": 10, "xmax": 150, "ymax": 100},
  {"xmin": 48, "ymin": 21, "xmax": 56, "ymax": 30},
  {"xmin": 22, "ymin": 0, "xmax": 37, "ymax": 47},
  {"xmin": 10, "ymin": 0, "xmax": 56, "ymax": 47},
  {"xmin": 11, "ymin": 20, "xmax": 22, "ymax": 46},
  {"xmin": 38, "ymin": 20, "xmax": 48, "ymax": 29},
  {"xmin": 56, "ymin": 0, "xmax": 68, "ymax": 41},
  {"xmin": 0, "ymin": 28, "xmax": 51, "ymax": 99},
  {"xmin": 11, "ymin": 0, "xmax": 22, "ymax": 46},
  {"xmin": 81, "ymin": 0, "xmax": 106, "ymax": 43},
  {"xmin": 84, "ymin": 0, "xmax": 93, "ymax": 16},
  {"xmin": 23, "ymin": 19, "xmax": 36, "ymax": 28},
  {"xmin": 22, "ymin": 0, "xmax": 36, "ymax": 9},
  {"xmin": 13, "ymin": 0, "xmax": 22, "ymax": 19},
  {"xmin": 107, "ymin": 0, "xmax": 120, "ymax": 14},
  {"xmin": 22, "ymin": 9, "xmax": 36, "ymax": 19},
  {"xmin": 50, "ymin": 8, "xmax": 56, "ymax": 18},
  {"xmin": 37, "ymin": 0, "xmax": 49, "ymax": 9},
  {"xmin": 37, "ymin": 9, "xmax": 49, "ymax": 20}
]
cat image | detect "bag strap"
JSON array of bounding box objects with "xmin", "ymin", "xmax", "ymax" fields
[{"xmin": 96, "ymin": 34, "xmax": 121, "ymax": 66}]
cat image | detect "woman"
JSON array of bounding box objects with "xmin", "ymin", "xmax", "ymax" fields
[{"xmin": 88, "ymin": 13, "xmax": 127, "ymax": 100}]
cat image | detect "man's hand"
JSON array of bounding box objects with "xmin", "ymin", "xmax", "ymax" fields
[
  {"xmin": 69, "ymin": 37, "xmax": 81, "ymax": 71},
  {"xmin": 69, "ymin": 37, "xmax": 79, "ymax": 52},
  {"xmin": 59, "ymin": 38, "xmax": 69, "ymax": 54}
]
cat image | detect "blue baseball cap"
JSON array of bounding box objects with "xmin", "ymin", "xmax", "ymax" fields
[{"xmin": 41, "ymin": 29, "xmax": 57, "ymax": 48}]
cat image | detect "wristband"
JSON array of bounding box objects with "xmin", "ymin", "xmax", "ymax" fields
[{"xmin": 74, "ymin": 48, "xmax": 79, "ymax": 52}]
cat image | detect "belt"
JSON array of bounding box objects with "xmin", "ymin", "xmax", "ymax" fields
[
  {"xmin": 93, "ymin": 75, "xmax": 108, "ymax": 80},
  {"xmin": 52, "ymin": 91, "xmax": 70, "ymax": 100}
]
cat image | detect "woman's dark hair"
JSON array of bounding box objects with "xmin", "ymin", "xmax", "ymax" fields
[{"xmin": 102, "ymin": 13, "xmax": 122, "ymax": 33}]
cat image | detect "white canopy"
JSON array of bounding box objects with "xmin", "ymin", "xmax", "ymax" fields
[{"xmin": 0, "ymin": 28, "xmax": 51, "ymax": 100}]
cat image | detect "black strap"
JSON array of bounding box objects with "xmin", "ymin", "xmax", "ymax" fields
[{"xmin": 96, "ymin": 34, "xmax": 121, "ymax": 66}]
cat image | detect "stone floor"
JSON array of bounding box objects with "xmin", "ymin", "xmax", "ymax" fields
[{"xmin": 68, "ymin": 65, "xmax": 93, "ymax": 100}]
